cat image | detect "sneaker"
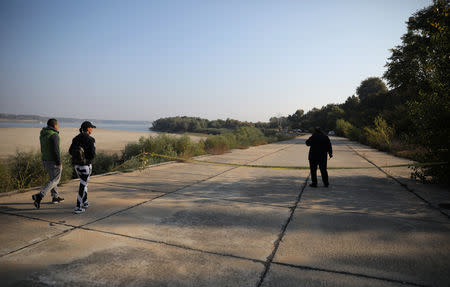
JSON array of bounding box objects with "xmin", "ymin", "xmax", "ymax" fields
[
  {"xmin": 309, "ymin": 183, "xmax": 317, "ymax": 188},
  {"xmin": 32, "ymin": 194, "xmax": 42, "ymax": 209},
  {"xmin": 324, "ymin": 184, "xmax": 329, "ymax": 187},
  {"xmin": 52, "ymin": 197, "xmax": 65, "ymax": 204},
  {"xmin": 74, "ymin": 207, "xmax": 86, "ymax": 214},
  {"xmin": 82, "ymin": 201, "xmax": 89, "ymax": 208}
]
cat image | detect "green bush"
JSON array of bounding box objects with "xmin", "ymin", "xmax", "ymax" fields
[
  {"xmin": 335, "ymin": 119, "xmax": 352, "ymax": 137},
  {"xmin": 121, "ymin": 141, "xmax": 143, "ymax": 161},
  {"xmin": 0, "ymin": 161, "xmax": 11, "ymax": 193},
  {"xmin": 92, "ymin": 152, "xmax": 120, "ymax": 175},
  {"xmin": 335, "ymin": 119, "xmax": 363, "ymax": 142},
  {"xmin": 364, "ymin": 116, "xmax": 394, "ymax": 151},
  {"xmin": 8, "ymin": 151, "xmax": 48, "ymax": 190},
  {"xmin": 234, "ymin": 126, "xmax": 266, "ymax": 147},
  {"xmin": 205, "ymin": 134, "xmax": 233, "ymax": 154}
]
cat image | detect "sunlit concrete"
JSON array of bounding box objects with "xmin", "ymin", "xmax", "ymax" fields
[{"xmin": 1, "ymin": 135, "xmax": 449, "ymax": 286}]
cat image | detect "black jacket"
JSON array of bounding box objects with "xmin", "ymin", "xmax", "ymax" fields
[
  {"xmin": 69, "ymin": 132, "xmax": 96, "ymax": 165},
  {"xmin": 306, "ymin": 132, "xmax": 333, "ymax": 161}
]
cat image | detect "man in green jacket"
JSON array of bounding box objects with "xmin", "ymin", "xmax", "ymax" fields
[{"xmin": 32, "ymin": 118, "xmax": 64, "ymax": 209}]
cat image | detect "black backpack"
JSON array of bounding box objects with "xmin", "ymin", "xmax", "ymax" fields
[{"xmin": 70, "ymin": 143, "xmax": 86, "ymax": 165}]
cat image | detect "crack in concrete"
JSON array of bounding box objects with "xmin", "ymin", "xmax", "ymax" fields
[
  {"xmin": 348, "ymin": 145, "xmax": 450, "ymax": 220},
  {"xmin": 0, "ymin": 144, "xmax": 292, "ymax": 259},
  {"xmin": 256, "ymin": 174, "xmax": 309, "ymax": 287},
  {"xmin": 272, "ymin": 261, "xmax": 430, "ymax": 287}
]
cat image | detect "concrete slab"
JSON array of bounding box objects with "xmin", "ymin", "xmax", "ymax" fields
[
  {"xmin": 199, "ymin": 143, "xmax": 293, "ymax": 165},
  {"xmin": 274, "ymin": 208, "xmax": 450, "ymax": 287},
  {"xmin": 0, "ymin": 228, "xmax": 264, "ymax": 287},
  {"xmin": 300, "ymin": 169, "xmax": 447, "ymax": 221},
  {"xmin": 87, "ymin": 193, "xmax": 290, "ymax": 261},
  {"xmin": 0, "ymin": 180, "xmax": 165, "ymax": 226},
  {"xmin": 0, "ymin": 213, "xmax": 70, "ymax": 257},
  {"xmin": 1, "ymin": 136, "xmax": 449, "ymax": 286},
  {"xmin": 262, "ymin": 264, "xmax": 409, "ymax": 287},
  {"xmin": 179, "ymin": 167, "xmax": 307, "ymax": 207}
]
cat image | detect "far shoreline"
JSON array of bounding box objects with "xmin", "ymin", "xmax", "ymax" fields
[{"xmin": 0, "ymin": 127, "xmax": 204, "ymax": 160}]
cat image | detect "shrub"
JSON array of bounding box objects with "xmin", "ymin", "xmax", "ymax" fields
[
  {"xmin": 335, "ymin": 119, "xmax": 352, "ymax": 137},
  {"xmin": 0, "ymin": 161, "xmax": 11, "ymax": 193},
  {"xmin": 335, "ymin": 119, "xmax": 363, "ymax": 142},
  {"xmin": 122, "ymin": 141, "xmax": 143, "ymax": 161},
  {"xmin": 234, "ymin": 126, "xmax": 266, "ymax": 147},
  {"xmin": 364, "ymin": 116, "xmax": 394, "ymax": 151},
  {"xmin": 205, "ymin": 134, "xmax": 232, "ymax": 154},
  {"xmin": 8, "ymin": 151, "xmax": 48, "ymax": 190},
  {"xmin": 92, "ymin": 152, "xmax": 120, "ymax": 175}
]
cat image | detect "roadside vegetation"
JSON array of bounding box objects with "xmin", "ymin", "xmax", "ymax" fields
[
  {"xmin": 284, "ymin": 1, "xmax": 449, "ymax": 184},
  {"xmin": 0, "ymin": 127, "xmax": 294, "ymax": 193}
]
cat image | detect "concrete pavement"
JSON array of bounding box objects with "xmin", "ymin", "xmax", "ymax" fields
[{"xmin": 1, "ymin": 136, "xmax": 449, "ymax": 286}]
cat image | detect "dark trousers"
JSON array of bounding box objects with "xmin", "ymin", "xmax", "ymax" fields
[{"xmin": 309, "ymin": 159, "xmax": 329, "ymax": 186}]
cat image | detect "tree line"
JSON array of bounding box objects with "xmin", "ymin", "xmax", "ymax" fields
[
  {"xmin": 151, "ymin": 116, "xmax": 255, "ymax": 134},
  {"xmin": 151, "ymin": 1, "xmax": 447, "ymax": 183},
  {"xmin": 287, "ymin": 0, "xmax": 449, "ymax": 183}
]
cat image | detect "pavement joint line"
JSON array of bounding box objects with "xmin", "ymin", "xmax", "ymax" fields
[
  {"xmin": 271, "ymin": 261, "xmax": 430, "ymax": 287},
  {"xmin": 0, "ymin": 211, "xmax": 78, "ymax": 258},
  {"xmin": 0, "ymin": 164, "xmax": 241, "ymax": 258},
  {"xmin": 348, "ymin": 145, "xmax": 450, "ymax": 220},
  {"xmin": 81, "ymin": 144, "xmax": 292, "ymax": 228},
  {"xmin": 0, "ymin": 145, "xmax": 297, "ymax": 264},
  {"xmin": 0, "ymin": 228, "xmax": 76, "ymax": 259},
  {"xmin": 0, "ymin": 167, "xmax": 236, "ymax": 257},
  {"xmin": 0, "ymin": 210, "xmax": 432, "ymax": 287},
  {"xmin": 78, "ymin": 225, "xmax": 266, "ymax": 265},
  {"xmin": 81, "ymin": 159, "xmax": 255, "ymax": 228},
  {"xmin": 296, "ymin": 206, "xmax": 450, "ymax": 225},
  {"xmin": 256, "ymin": 174, "xmax": 310, "ymax": 287},
  {"xmin": 79, "ymin": 167, "xmax": 236, "ymax": 228}
]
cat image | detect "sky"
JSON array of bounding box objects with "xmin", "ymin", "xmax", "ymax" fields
[{"xmin": 0, "ymin": 0, "xmax": 431, "ymax": 122}]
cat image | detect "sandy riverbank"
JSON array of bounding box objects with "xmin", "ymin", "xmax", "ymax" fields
[{"xmin": 0, "ymin": 127, "xmax": 203, "ymax": 159}]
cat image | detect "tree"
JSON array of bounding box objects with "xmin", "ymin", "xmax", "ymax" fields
[
  {"xmin": 287, "ymin": 109, "xmax": 304, "ymax": 128},
  {"xmin": 356, "ymin": 77, "xmax": 388, "ymax": 101},
  {"xmin": 384, "ymin": 0, "xmax": 449, "ymax": 183},
  {"xmin": 341, "ymin": 95, "xmax": 361, "ymax": 125}
]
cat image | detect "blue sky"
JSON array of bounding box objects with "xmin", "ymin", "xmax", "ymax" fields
[{"xmin": 0, "ymin": 0, "xmax": 431, "ymax": 122}]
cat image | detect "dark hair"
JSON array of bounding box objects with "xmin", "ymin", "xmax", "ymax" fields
[{"xmin": 47, "ymin": 118, "xmax": 58, "ymax": 128}]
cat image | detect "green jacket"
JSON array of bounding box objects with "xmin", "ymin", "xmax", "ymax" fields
[{"xmin": 40, "ymin": 127, "xmax": 61, "ymax": 164}]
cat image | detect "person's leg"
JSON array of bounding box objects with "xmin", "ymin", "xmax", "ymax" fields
[
  {"xmin": 49, "ymin": 165, "xmax": 63, "ymax": 202},
  {"xmin": 81, "ymin": 164, "xmax": 92, "ymax": 207},
  {"xmin": 40, "ymin": 161, "xmax": 61, "ymax": 198},
  {"xmin": 309, "ymin": 160, "xmax": 318, "ymax": 187},
  {"xmin": 74, "ymin": 165, "xmax": 90, "ymax": 213},
  {"xmin": 33, "ymin": 161, "xmax": 61, "ymax": 209},
  {"xmin": 319, "ymin": 159, "xmax": 329, "ymax": 186}
]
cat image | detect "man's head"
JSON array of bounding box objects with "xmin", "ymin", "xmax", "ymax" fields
[
  {"xmin": 314, "ymin": 127, "xmax": 322, "ymax": 134},
  {"xmin": 80, "ymin": 121, "xmax": 96, "ymax": 135},
  {"xmin": 47, "ymin": 118, "xmax": 58, "ymax": 131}
]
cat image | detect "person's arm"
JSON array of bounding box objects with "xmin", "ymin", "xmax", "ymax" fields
[
  {"xmin": 69, "ymin": 139, "xmax": 74, "ymax": 156},
  {"xmin": 306, "ymin": 136, "xmax": 312, "ymax": 146},
  {"xmin": 86, "ymin": 137, "xmax": 96, "ymax": 160},
  {"xmin": 91, "ymin": 138, "xmax": 96, "ymax": 159},
  {"xmin": 50, "ymin": 134, "xmax": 61, "ymax": 166},
  {"xmin": 328, "ymin": 137, "xmax": 333, "ymax": 158}
]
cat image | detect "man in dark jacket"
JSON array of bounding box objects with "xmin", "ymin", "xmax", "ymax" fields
[
  {"xmin": 306, "ymin": 127, "xmax": 333, "ymax": 187},
  {"xmin": 69, "ymin": 121, "xmax": 96, "ymax": 214},
  {"xmin": 32, "ymin": 119, "xmax": 65, "ymax": 209}
]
